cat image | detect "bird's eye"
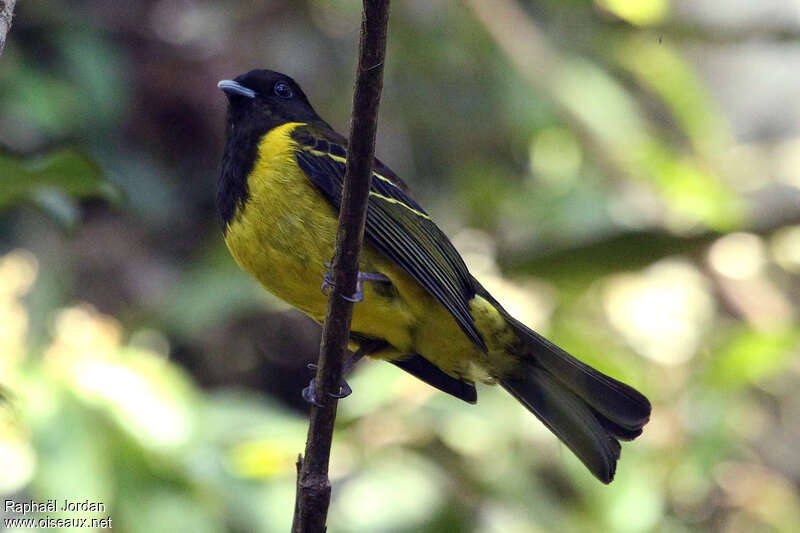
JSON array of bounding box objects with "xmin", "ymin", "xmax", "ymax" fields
[{"xmin": 274, "ymin": 81, "xmax": 293, "ymax": 99}]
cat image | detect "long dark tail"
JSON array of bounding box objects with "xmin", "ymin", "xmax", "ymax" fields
[{"xmin": 475, "ymin": 281, "xmax": 651, "ymax": 484}]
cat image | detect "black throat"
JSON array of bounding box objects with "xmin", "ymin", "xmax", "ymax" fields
[{"xmin": 217, "ymin": 117, "xmax": 269, "ymax": 232}]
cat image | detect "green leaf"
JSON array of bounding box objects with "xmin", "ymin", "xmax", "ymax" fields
[{"xmin": 0, "ymin": 148, "xmax": 120, "ymax": 211}]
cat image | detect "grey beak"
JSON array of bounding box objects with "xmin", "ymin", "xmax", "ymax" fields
[{"xmin": 218, "ymin": 80, "xmax": 256, "ymax": 98}]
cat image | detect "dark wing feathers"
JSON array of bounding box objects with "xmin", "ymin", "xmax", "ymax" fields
[
  {"xmin": 292, "ymin": 125, "xmax": 486, "ymax": 352},
  {"xmin": 391, "ymin": 354, "xmax": 477, "ymax": 403}
]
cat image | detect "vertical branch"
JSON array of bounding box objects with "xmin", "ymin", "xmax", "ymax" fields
[
  {"xmin": 291, "ymin": 1, "xmax": 391, "ymax": 532},
  {"xmin": 0, "ymin": 0, "xmax": 17, "ymax": 56}
]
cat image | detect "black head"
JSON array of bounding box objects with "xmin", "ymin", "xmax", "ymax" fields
[
  {"xmin": 218, "ymin": 69, "xmax": 321, "ymax": 131},
  {"xmin": 217, "ymin": 70, "xmax": 322, "ymax": 230}
]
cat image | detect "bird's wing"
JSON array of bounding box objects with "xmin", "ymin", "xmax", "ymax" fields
[
  {"xmin": 292, "ymin": 125, "xmax": 486, "ymax": 352},
  {"xmin": 390, "ymin": 355, "xmax": 478, "ymax": 403}
]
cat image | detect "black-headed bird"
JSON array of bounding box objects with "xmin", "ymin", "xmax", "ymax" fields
[{"xmin": 217, "ymin": 69, "xmax": 651, "ymax": 483}]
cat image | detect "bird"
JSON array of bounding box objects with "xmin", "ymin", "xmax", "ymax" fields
[{"xmin": 217, "ymin": 69, "xmax": 651, "ymax": 484}]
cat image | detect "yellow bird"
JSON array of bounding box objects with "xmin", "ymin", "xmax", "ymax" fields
[{"xmin": 217, "ymin": 69, "xmax": 651, "ymax": 483}]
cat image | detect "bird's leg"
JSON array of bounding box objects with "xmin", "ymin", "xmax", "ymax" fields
[
  {"xmin": 301, "ymin": 342, "xmax": 378, "ymax": 406},
  {"xmin": 320, "ymin": 262, "xmax": 390, "ymax": 302},
  {"xmin": 341, "ymin": 271, "xmax": 390, "ymax": 302}
]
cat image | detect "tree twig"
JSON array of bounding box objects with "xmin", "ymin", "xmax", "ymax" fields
[
  {"xmin": 0, "ymin": 0, "xmax": 17, "ymax": 56},
  {"xmin": 290, "ymin": 1, "xmax": 391, "ymax": 532}
]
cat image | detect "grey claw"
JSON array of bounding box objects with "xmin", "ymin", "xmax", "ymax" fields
[
  {"xmin": 302, "ymin": 379, "xmax": 325, "ymax": 407},
  {"xmin": 302, "ymin": 377, "xmax": 352, "ymax": 403},
  {"xmin": 320, "ymin": 270, "xmax": 335, "ymax": 296},
  {"xmin": 341, "ymin": 285, "xmax": 363, "ymax": 303},
  {"xmin": 329, "ymin": 380, "xmax": 352, "ymax": 399}
]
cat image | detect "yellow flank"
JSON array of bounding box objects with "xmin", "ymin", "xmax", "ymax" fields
[{"xmin": 223, "ymin": 122, "xmax": 520, "ymax": 383}]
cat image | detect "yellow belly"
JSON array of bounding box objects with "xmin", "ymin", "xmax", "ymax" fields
[{"xmin": 223, "ymin": 122, "xmax": 517, "ymax": 382}]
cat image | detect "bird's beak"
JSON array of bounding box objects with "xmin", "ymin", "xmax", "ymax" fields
[{"xmin": 217, "ymin": 80, "xmax": 256, "ymax": 99}]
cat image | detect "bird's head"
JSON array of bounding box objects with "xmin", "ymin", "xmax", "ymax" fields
[{"xmin": 218, "ymin": 70, "xmax": 320, "ymax": 132}]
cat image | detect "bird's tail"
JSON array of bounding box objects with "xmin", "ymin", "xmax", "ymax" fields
[{"xmin": 475, "ymin": 282, "xmax": 651, "ymax": 483}]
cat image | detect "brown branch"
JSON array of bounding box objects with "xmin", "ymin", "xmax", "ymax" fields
[
  {"xmin": 0, "ymin": 0, "xmax": 17, "ymax": 56},
  {"xmin": 290, "ymin": 1, "xmax": 391, "ymax": 532}
]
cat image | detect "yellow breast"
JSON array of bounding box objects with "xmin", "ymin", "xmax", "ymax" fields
[{"xmin": 223, "ymin": 122, "xmax": 339, "ymax": 319}]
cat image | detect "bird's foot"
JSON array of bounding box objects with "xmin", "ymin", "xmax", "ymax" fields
[
  {"xmin": 329, "ymin": 380, "xmax": 353, "ymax": 398},
  {"xmin": 320, "ymin": 262, "xmax": 389, "ymax": 302},
  {"xmin": 302, "ymin": 364, "xmax": 354, "ymax": 406},
  {"xmin": 320, "ymin": 266, "xmax": 335, "ymax": 298}
]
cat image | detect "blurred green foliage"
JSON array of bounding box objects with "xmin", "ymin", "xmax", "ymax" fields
[
  {"xmin": 2, "ymin": 1, "xmax": 800, "ymax": 533},
  {"xmin": 0, "ymin": 149, "xmax": 118, "ymax": 228}
]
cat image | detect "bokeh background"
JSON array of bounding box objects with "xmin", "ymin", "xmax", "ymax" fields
[{"xmin": 2, "ymin": 0, "xmax": 800, "ymax": 532}]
